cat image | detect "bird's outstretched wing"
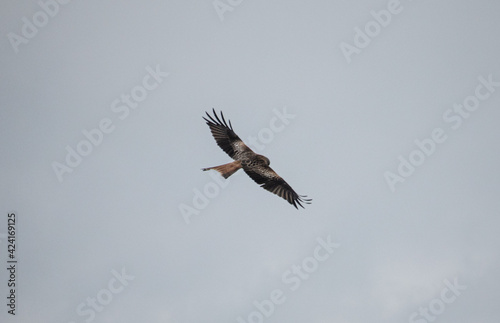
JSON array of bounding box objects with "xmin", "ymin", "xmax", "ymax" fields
[
  {"xmin": 203, "ymin": 109, "xmax": 252, "ymax": 159},
  {"xmin": 243, "ymin": 164, "xmax": 312, "ymax": 209}
]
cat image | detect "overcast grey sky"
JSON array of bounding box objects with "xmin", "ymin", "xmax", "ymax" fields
[{"xmin": 1, "ymin": 0, "xmax": 500, "ymax": 322}]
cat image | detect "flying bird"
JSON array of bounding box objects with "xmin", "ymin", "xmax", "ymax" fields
[{"xmin": 202, "ymin": 109, "xmax": 311, "ymax": 209}]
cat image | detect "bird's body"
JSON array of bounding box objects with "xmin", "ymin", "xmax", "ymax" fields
[{"xmin": 202, "ymin": 109, "xmax": 311, "ymax": 209}]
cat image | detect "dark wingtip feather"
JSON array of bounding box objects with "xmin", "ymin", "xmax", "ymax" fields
[
  {"xmin": 213, "ymin": 109, "xmax": 222, "ymax": 124},
  {"xmin": 204, "ymin": 110, "xmax": 218, "ymax": 125},
  {"xmin": 293, "ymin": 195, "xmax": 311, "ymax": 208},
  {"xmin": 299, "ymin": 195, "xmax": 312, "ymax": 204},
  {"xmin": 220, "ymin": 111, "xmax": 231, "ymax": 129},
  {"xmin": 203, "ymin": 109, "xmax": 232, "ymax": 130}
]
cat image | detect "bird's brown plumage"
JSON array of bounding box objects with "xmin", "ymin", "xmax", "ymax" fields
[{"xmin": 202, "ymin": 109, "xmax": 311, "ymax": 209}]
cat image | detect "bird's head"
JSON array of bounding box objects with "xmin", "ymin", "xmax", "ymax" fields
[{"xmin": 257, "ymin": 155, "xmax": 270, "ymax": 166}]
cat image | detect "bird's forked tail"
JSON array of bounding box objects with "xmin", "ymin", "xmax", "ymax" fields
[{"xmin": 202, "ymin": 160, "xmax": 242, "ymax": 179}]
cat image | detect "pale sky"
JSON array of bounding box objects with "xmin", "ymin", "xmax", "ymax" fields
[{"xmin": 1, "ymin": 1, "xmax": 500, "ymax": 322}]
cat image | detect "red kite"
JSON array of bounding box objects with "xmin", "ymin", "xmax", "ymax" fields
[{"xmin": 202, "ymin": 109, "xmax": 311, "ymax": 209}]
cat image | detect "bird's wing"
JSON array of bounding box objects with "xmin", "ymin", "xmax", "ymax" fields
[
  {"xmin": 203, "ymin": 109, "xmax": 252, "ymax": 159},
  {"xmin": 243, "ymin": 164, "xmax": 312, "ymax": 209}
]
